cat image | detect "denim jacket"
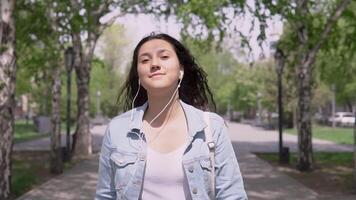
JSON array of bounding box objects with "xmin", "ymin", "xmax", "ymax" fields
[{"xmin": 95, "ymin": 100, "xmax": 247, "ymax": 200}]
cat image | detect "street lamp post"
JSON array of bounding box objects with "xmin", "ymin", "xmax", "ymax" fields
[
  {"xmin": 64, "ymin": 47, "xmax": 74, "ymax": 161},
  {"xmin": 96, "ymin": 90, "xmax": 101, "ymax": 117},
  {"xmin": 274, "ymin": 47, "xmax": 289, "ymax": 164},
  {"xmin": 257, "ymin": 92, "xmax": 262, "ymax": 126}
]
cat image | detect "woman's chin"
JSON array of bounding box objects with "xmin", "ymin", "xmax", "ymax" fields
[
  {"xmin": 145, "ymin": 84, "xmax": 177, "ymax": 94},
  {"xmin": 145, "ymin": 81, "xmax": 175, "ymax": 89}
]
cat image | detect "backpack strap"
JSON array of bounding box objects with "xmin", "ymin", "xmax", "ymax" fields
[{"xmin": 203, "ymin": 112, "xmax": 215, "ymax": 199}]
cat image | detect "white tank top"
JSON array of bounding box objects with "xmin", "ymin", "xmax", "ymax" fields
[{"xmin": 140, "ymin": 144, "xmax": 192, "ymax": 200}]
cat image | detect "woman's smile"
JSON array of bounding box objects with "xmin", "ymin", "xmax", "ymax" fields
[{"xmin": 149, "ymin": 72, "xmax": 165, "ymax": 79}]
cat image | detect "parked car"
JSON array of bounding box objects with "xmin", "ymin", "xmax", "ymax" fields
[{"xmin": 328, "ymin": 112, "xmax": 355, "ymax": 127}]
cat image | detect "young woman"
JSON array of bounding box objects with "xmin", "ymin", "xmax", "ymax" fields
[{"xmin": 95, "ymin": 33, "xmax": 247, "ymax": 200}]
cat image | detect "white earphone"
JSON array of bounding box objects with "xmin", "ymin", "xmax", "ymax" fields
[
  {"xmin": 178, "ymin": 70, "xmax": 184, "ymax": 88},
  {"xmin": 131, "ymin": 71, "xmax": 184, "ymax": 123}
]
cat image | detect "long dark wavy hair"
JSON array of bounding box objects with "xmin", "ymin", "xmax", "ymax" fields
[{"xmin": 116, "ymin": 33, "xmax": 216, "ymax": 113}]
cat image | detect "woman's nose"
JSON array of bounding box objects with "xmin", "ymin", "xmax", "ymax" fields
[
  {"xmin": 151, "ymin": 58, "xmax": 161, "ymax": 71},
  {"xmin": 151, "ymin": 65, "xmax": 160, "ymax": 71}
]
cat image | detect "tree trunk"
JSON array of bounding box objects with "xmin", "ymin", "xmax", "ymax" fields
[
  {"xmin": 50, "ymin": 66, "xmax": 63, "ymax": 174},
  {"xmin": 68, "ymin": 0, "xmax": 114, "ymax": 160},
  {"xmin": 0, "ymin": 0, "xmax": 16, "ymax": 198},
  {"xmin": 296, "ymin": 59, "xmax": 314, "ymax": 171},
  {"xmin": 293, "ymin": 105, "xmax": 297, "ymax": 129},
  {"xmin": 294, "ymin": 0, "xmax": 351, "ymax": 172},
  {"xmin": 71, "ymin": 34, "xmax": 93, "ymax": 159},
  {"xmin": 40, "ymin": 71, "xmax": 51, "ymax": 115},
  {"xmin": 295, "ymin": 0, "xmax": 314, "ymax": 171},
  {"xmin": 72, "ymin": 63, "xmax": 92, "ymax": 159}
]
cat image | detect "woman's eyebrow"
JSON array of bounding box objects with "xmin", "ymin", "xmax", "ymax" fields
[
  {"xmin": 139, "ymin": 48, "xmax": 173, "ymax": 58},
  {"xmin": 157, "ymin": 49, "xmax": 172, "ymax": 54},
  {"xmin": 138, "ymin": 52, "xmax": 151, "ymax": 58}
]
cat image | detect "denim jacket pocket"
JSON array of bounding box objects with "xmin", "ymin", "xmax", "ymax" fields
[
  {"xmin": 110, "ymin": 151, "xmax": 137, "ymax": 167},
  {"xmin": 110, "ymin": 151, "xmax": 138, "ymax": 192},
  {"xmin": 199, "ymin": 158, "xmax": 212, "ymax": 171},
  {"xmin": 199, "ymin": 158, "xmax": 213, "ymax": 194}
]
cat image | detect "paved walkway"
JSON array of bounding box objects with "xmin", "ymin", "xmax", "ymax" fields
[
  {"xmin": 229, "ymin": 123, "xmax": 354, "ymax": 200},
  {"xmin": 17, "ymin": 122, "xmax": 355, "ymax": 200},
  {"xmin": 13, "ymin": 126, "xmax": 105, "ymax": 153},
  {"xmin": 17, "ymin": 155, "xmax": 99, "ymax": 200},
  {"xmin": 231, "ymin": 123, "xmax": 353, "ymax": 153},
  {"xmin": 16, "ymin": 126, "xmax": 106, "ymax": 200}
]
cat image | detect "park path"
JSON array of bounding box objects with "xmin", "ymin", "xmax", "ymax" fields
[
  {"xmin": 229, "ymin": 123, "xmax": 353, "ymax": 200},
  {"xmin": 16, "ymin": 122, "xmax": 355, "ymax": 200},
  {"xmin": 13, "ymin": 125, "xmax": 103, "ymax": 153}
]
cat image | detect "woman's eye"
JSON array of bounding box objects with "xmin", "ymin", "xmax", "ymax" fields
[
  {"xmin": 140, "ymin": 59, "xmax": 149, "ymax": 63},
  {"xmin": 161, "ymin": 55, "xmax": 169, "ymax": 59}
]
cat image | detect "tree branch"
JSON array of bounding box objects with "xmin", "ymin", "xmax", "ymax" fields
[
  {"xmin": 97, "ymin": 10, "xmax": 124, "ymax": 36},
  {"xmin": 308, "ymin": 0, "xmax": 351, "ymax": 62}
]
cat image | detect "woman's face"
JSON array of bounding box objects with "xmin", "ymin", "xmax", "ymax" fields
[{"xmin": 137, "ymin": 39, "xmax": 182, "ymax": 93}]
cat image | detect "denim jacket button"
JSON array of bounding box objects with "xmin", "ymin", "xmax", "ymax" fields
[
  {"xmin": 188, "ymin": 166, "xmax": 194, "ymax": 173},
  {"xmin": 192, "ymin": 187, "xmax": 198, "ymax": 194},
  {"xmin": 139, "ymin": 155, "xmax": 145, "ymax": 161}
]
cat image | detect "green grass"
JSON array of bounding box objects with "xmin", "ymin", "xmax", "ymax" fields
[
  {"xmin": 11, "ymin": 160, "xmax": 44, "ymax": 197},
  {"xmin": 11, "ymin": 151, "xmax": 78, "ymax": 199},
  {"xmin": 11, "ymin": 152, "xmax": 52, "ymax": 198},
  {"xmin": 285, "ymin": 125, "xmax": 354, "ymax": 145},
  {"xmin": 258, "ymin": 152, "xmax": 353, "ymax": 166},
  {"xmin": 11, "ymin": 120, "xmax": 76, "ymax": 198},
  {"xmin": 257, "ymin": 152, "xmax": 354, "ymax": 194},
  {"xmin": 14, "ymin": 120, "xmax": 48, "ymax": 143},
  {"xmin": 14, "ymin": 119, "xmax": 76, "ymax": 144}
]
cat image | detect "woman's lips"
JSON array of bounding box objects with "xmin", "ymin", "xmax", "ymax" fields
[{"xmin": 149, "ymin": 73, "xmax": 165, "ymax": 78}]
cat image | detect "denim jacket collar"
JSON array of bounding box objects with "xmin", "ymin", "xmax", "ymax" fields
[{"xmin": 129, "ymin": 100, "xmax": 207, "ymax": 138}]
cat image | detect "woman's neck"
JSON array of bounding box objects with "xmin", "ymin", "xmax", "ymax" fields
[{"xmin": 144, "ymin": 92, "xmax": 181, "ymax": 127}]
